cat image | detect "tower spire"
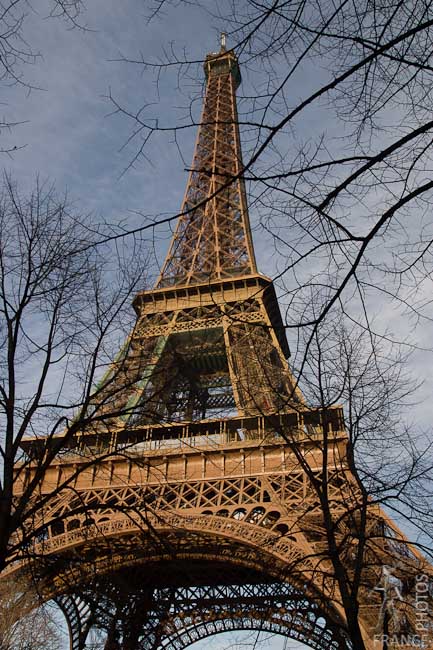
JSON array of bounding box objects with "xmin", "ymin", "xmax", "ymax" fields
[{"xmin": 156, "ymin": 45, "xmax": 257, "ymax": 288}]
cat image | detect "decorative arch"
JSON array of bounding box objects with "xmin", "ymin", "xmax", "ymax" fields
[
  {"xmin": 162, "ymin": 618, "xmax": 342, "ymax": 650},
  {"xmin": 56, "ymin": 570, "xmax": 351, "ymax": 650},
  {"xmin": 28, "ymin": 509, "xmax": 351, "ymax": 650}
]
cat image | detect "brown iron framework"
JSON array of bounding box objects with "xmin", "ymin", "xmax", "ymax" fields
[
  {"xmin": 156, "ymin": 45, "xmax": 257, "ymax": 287},
  {"xmin": 56, "ymin": 566, "xmax": 351, "ymax": 650},
  {"xmin": 8, "ymin": 39, "xmax": 433, "ymax": 650}
]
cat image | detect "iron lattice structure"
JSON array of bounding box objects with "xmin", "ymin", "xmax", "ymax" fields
[
  {"xmin": 8, "ymin": 42, "xmax": 433, "ymax": 650},
  {"xmin": 156, "ymin": 47, "xmax": 256, "ymax": 287}
]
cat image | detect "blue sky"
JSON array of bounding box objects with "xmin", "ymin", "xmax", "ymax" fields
[
  {"xmin": 3, "ymin": 0, "xmax": 331, "ymax": 279},
  {"xmin": 4, "ymin": 1, "xmax": 204, "ymax": 245}
]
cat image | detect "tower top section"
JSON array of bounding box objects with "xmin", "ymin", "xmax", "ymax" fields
[
  {"xmin": 156, "ymin": 39, "xmax": 256, "ymax": 288},
  {"xmin": 204, "ymin": 37, "xmax": 241, "ymax": 90}
]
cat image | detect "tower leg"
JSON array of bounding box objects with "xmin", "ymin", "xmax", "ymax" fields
[
  {"xmin": 56, "ymin": 594, "xmax": 92, "ymax": 650},
  {"xmin": 104, "ymin": 620, "xmax": 120, "ymax": 650}
]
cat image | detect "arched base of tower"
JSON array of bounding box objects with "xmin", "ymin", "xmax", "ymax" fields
[{"xmin": 57, "ymin": 561, "xmax": 351, "ymax": 650}]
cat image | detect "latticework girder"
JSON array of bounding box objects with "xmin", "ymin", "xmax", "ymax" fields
[
  {"xmin": 154, "ymin": 580, "xmax": 350, "ymax": 650},
  {"xmin": 156, "ymin": 47, "xmax": 257, "ymax": 287},
  {"xmin": 59, "ymin": 565, "xmax": 351, "ymax": 650},
  {"xmin": 56, "ymin": 593, "xmax": 93, "ymax": 650}
]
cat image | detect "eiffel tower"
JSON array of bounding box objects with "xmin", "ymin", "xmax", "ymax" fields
[{"xmin": 10, "ymin": 37, "xmax": 432, "ymax": 650}]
